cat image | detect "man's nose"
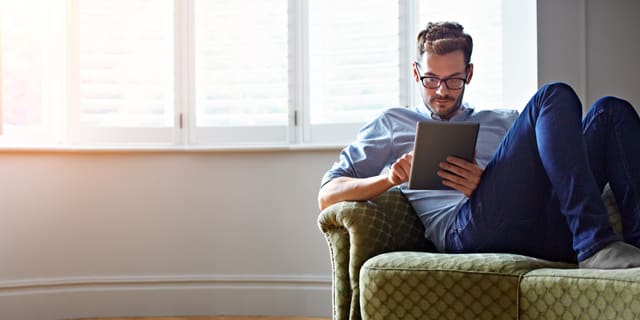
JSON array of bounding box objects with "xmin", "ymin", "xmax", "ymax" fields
[{"xmin": 436, "ymin": 82, "xmax": 449, "ymax": 96}]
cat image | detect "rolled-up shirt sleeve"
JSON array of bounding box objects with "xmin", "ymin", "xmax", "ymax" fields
[{"xmin": 320, "ymin": 113, "xmax": 394, "ymax": 187}]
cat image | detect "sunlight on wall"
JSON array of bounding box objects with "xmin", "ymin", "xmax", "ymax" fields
[{"xmin": 1, "ymin": 10, "xmax": 3, "ymax": 135}]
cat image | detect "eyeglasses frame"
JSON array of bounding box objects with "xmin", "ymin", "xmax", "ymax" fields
[{"xmin": 414, "ymin": 61, "xmax": 469, "ymax": 90}]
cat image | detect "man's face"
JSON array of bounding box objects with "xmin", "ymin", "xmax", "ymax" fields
[{"xmin": 413, "ymin": 50, "xmax": 473, "ymax": 120}]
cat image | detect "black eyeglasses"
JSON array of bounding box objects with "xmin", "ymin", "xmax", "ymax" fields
[{"xmin": 415, "ymin": 62, "xmax": 467, "ymax": 90}]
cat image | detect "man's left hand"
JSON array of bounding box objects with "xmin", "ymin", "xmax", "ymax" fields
[{"xmin": 437, "ymin": 156, "xmax": 483, "ymax": 197}]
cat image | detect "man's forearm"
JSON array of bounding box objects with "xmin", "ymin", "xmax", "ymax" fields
[{"xmin": 317, "ymin": 175, "xmax": 394, "ymax": 210}]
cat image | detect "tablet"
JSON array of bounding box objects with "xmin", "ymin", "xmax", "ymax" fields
[{"xmin": 408, "ymin": 121, "xmax": 480, "ymax": 190}]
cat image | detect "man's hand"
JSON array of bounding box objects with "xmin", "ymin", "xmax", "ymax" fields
[
  {"xmin": 388, "ymin": 152, "xmax": 413, "ymax": 185},
  {"xmin": 318, "ymin": 152, "xmax": 414, "ymax": 210},
  {"xmin": 437, "ymin": 156, "xmax": 483, "ymax": 197}
]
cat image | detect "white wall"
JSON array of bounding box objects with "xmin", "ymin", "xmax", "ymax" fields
[
  {"xmin": 585, "ymin": 0, "xmax": 640, "ymax": 109},
  {"xmin": 1, "ymin": 1, "xmax": 639, "ymax": 319},
  {"xmin": 0, "ymin": 150, "xmax": 338, "ymax": 319},
  {"xmin": 537, "ymin": 0, "xmax": 640, "ymax": 111}
]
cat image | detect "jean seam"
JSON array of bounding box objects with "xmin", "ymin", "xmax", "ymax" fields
[
  {"xmin": 578, "ymin": 234, "xmax": 620, "ymax": 261},
  {"xmin": 614, "ymin": 122, "xmax": 640, "ymax": 222}
]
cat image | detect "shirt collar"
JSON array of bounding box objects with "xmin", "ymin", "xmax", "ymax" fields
[{"xmin": 420, "ymin": 102, "xmax": 474, "ymax": 121}]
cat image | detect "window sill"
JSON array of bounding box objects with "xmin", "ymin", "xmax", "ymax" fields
[{"xmin": 0, "ymin": 144, "xmax": 345, "ymax": 153}]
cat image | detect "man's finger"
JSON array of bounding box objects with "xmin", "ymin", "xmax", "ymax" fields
[
  {"xmin": 438, "ymin": 170, "xmax": 465, "ymax": 186},
  {"xmin": 438, "ymin": 169, "xmax": 476, "ymax": 189},
  {"xmin": 400, "ymin": 160, "xmax": 412, "ymax": 175},
  {"xmin": 446, "ymin": 156, "xmax": 475, "ymax": 169},
  {"xmin": 395, "ymin": 160, "xmax": 409, "ymax": 178},
  {"xmin": 446, "ymin": 157, "xmax": 484, "ymax": 176},
  {"xmin": 446, "ymin": 156, "xmax": 484, "ymax": 175},
  {"xmin": 391, "ymin": 164, "xmax": 407, "ymax": 181},
  {"xmin": 439, "ymin": 161, "xmax": 466, "ymax": 177},
  {"xmin": 442, "ymin": 179, "xmax": 472, "ymax": 197}
]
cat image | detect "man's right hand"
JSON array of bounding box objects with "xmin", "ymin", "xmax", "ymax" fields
[
  {"xmin": 387, "ymin": 152, "xmax": 413, "ymax": 185},
  {"xmin": 318, "ymin": 152, "xmax": 413, "ymax": 210}
]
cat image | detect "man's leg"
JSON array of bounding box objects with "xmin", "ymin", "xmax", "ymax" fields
[
  {"xmin": 446, "ymin": 83, "xmax": 619, "ymax": 262},
  {"xmin": 582, "ymin": 96, "xmax": 640, "ymax": 246}
]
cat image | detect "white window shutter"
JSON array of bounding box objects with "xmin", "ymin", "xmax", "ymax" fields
[
  {"xmin": 67, "ymin": 0, "xmax": 176, "ymax": 145},
  {"xmin": 190, "ymin": 0, "xmax": 290, "ymax": 146}
]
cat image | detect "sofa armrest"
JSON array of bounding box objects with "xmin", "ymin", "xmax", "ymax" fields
[{"xmin": 317, "ymin": 188, "xmax": 434, "ymax": 320}]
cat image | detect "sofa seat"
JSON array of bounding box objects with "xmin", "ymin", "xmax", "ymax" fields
[
  {"xmin": 360, "ymin": 251, "xmax": 640, "ymax": 320},
  {"xmin": 360, "ymin": 251, "xmax": 572, "ymax": 320},
  {"xmin": 520, "ymin": 267, "xmax": 640, "ymax": 319}
]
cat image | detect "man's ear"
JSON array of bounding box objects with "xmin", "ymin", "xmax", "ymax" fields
[
  {"xmin": 412, "ymin": 61, "xmax": 420, "ymax": 83},
  {"xmin": 466, "ymin": 63, "xmax": 474, "ymax": 84}
]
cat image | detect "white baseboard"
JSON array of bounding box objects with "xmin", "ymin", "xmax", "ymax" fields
[{"xmin": 0, "ymin": 275, "xmax": 332, "ymax": 320}]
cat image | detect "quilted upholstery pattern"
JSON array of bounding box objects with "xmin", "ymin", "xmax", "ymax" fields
[
  {"xmin": 318, "ymin": 188, "xmax": 433, "ymax": 320},
  {"xmin": 360, "ymin": 252, "xmax": 572, "ymax": 320},
  {"xmin": 317, "ymin": 185, "xmax": 631, "ymax": 320},
  {"xmin": 324, "ymin": 229, "xmax": 351, "ymax": 320},
  {"xmin": 520, "ymin": 268, "xmax": 640, "ymax": 319}
]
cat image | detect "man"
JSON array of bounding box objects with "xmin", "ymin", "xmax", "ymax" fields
[{"xmin": 318, "ymin": 21, "xmax": 640, "ymax": 269}]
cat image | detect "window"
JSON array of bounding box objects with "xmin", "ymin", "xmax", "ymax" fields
[
  {"xmin": 0, "ymin": 0, "xmax": 537, "ymax": 148},
  {"xmin": 68, "ymin": 0, "xmax": 175, "ymax": 145},
  {"xmin": 419, "ymin": 0, "xmax": 537, "ymax": 111},
  {"xmin": 191, "ymin": 0, "xmax": 289, "ymax": 145},
  {"xmin": 309, "ymin": 0, "xmax": 401, "ymax": 125},
  {"xmin": 0, "ymin": 0, "xmax": 63, "ymax": 144}
]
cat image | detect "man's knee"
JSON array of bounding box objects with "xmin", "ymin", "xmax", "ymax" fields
[
  {"xmin": 541, "ymin": 82, "xmax": 575, "ymax": 94},
  {"xmin": 540, "ymin": 82, "xmax": 579, "ymax": 100},
  {"xmin": 592, "ymin": 96, "xmax": 638, "ymax": 117},
  {"xmin": 536, "ymin": 82, "xmax": 582, "ymax": 114}
]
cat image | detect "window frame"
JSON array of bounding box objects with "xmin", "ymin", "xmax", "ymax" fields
[{"xmin": 0, "ymin": 0, "xmax": 537, "ymax": 148}]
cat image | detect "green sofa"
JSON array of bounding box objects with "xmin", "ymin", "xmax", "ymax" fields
[{"xmin": 318, "ymin": 186, "xmax": 640, "ymax": 320}]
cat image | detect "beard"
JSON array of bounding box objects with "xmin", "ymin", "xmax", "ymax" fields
[{"xmin": 425, "ymin": 86, "xmax": 466, "ymax": 120}]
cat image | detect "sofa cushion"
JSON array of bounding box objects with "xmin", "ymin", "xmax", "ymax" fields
[
  {"xmin": 520, "ymin": 267, "xmax": 640, "ymax": 320},
  {"xmin": 360, "ymin": 251, "xmax": 571, "ymax": 320}
]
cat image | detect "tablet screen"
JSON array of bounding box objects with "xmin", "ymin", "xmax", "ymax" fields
[{"xmin": 408, "ymin": 121, "xmax": 479, "ymax": 190}]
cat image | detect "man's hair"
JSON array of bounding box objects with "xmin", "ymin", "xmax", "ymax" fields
[{"xmin": 416, "ymin": 21, "xmax": 473, "ymax": 69}]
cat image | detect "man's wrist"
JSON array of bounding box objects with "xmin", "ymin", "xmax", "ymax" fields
[{"xmin": 382, "ymin": 173, "xmax": 398, "ymax": 188}]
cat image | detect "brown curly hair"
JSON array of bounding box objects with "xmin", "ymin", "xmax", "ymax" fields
[{"xmin": 416, "ymin": 21, "xmax": 473, "ymax": 70}]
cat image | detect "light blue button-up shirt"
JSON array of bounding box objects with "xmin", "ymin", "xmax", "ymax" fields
[{"xmin": 321, "ymin": 102, "xmax": 519, "ymax": 250}]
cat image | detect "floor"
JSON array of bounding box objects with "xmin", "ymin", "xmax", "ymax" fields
[{"xmin": 78, "ymin": 317, "xmax": 329, "ymax": 320}]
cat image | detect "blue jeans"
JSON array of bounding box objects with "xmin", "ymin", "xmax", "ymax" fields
[{"xmin": 445, "ymin": 82, "xmax": 640, "ymax": 262}]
